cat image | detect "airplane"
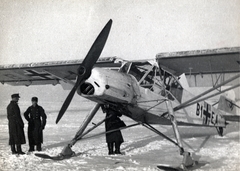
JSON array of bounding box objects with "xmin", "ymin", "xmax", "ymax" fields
[{"xmin": 0, "ymin": 19, "xmax": 240, "ymax": 169}]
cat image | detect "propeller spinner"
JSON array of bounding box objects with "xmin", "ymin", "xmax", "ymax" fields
[{"xmin": 56, "ymin": 19, "xmax": 113, "ymax": 124}]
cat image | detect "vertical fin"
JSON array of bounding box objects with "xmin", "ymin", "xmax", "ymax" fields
[{"xmin": 218, "ymin": 96, "xmax": 237, "ymax": 115}]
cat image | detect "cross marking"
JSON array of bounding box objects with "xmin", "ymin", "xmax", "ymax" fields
[{"xmin": 24, "ymin": 70, "xmax": 54, "ymax": 79}]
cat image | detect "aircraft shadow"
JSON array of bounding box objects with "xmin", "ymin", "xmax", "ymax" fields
[{"xmin": 122, "ymin": 126, "xmax": 216, "ymax": 152}]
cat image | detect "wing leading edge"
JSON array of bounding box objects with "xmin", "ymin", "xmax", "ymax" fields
[
  {"xmin": 0, "ymin": 57, "xmax": 123, "ymax": 86},
  {"xmin": 156, "ymin": 47, "xmax": 240, "ymax": 76}
]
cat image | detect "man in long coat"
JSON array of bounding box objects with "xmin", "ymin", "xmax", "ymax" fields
[
  {"xmin": 103, "ymin": 105, "xmax": 125, "ymax": 155},
  {"xmin": 7, "ymin": 93, "xmax": 26, "ymax": 155},
  {"xmin": 24, "ymin": 97, "xmax": 47, "ymax": 152}
]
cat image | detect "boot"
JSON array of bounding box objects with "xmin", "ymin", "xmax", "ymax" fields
[
  {"xmin": 16, "ymin": 145, "xmax": 25, "ymax": 155},
  {"xmin": 107, "ymin": 143, "xmax": 114, "ymax": 155},
  {"xmin": 28, "ymin": 145, "xmax": 34, "ymax": 152},
  {"xmin": 11, "ymin": 145, "xmax": 17, "ymax": 154},
  {"xmin": 115, "ymin": 142, "xmax": 122, "ymax": 154},
  {"xmin": 36, "ymin": 144, "xmax": 42, "ymax": 151}
]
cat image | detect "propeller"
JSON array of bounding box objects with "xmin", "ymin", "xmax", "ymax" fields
[{"xmin": 56, "ymin": 19, "xmax": 113, "ymax": 124}]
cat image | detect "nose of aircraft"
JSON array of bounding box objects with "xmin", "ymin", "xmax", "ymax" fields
[
  {"xmin": 77, "ymin": 67, "xmax": 137, "ymax": 104},
  {"xmin": 80, "ymin": 82, "xmax": 95, "ymax": 95},
  {"xmin": 77, "ymin": 68, "xmax": 106, "ymax": 97}
]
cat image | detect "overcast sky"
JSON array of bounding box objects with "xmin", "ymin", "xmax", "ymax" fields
[{"xmin": 0, "ymin": 0, "xmax": 239, "ymax": 65}]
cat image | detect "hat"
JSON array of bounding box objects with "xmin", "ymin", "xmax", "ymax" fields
[
  {"xmin": 31, "ymin": 97, "xmax": 38, "ymax": 102},
  {"xmin": 11, "ymin": 93, "xmax": 20, "ymax": 98}
]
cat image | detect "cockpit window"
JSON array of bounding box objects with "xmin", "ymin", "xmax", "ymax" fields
[
  {"xmin": 120, "ymin": 62, "xmax": 149, "ymax": 81},
  {"xmin": 160, "ymin": 68, "xmax": 183, "ymax": 102},
  {"xmin": 120, "ymin": 62, "xmax": 163, "ymax": 92},
  {"xmin": 120, "ymin": 62, "xmax": 183, "ymax": 102},
  {"xmin": 120, "ymin": 62, "xmax": 131, "ymax": 73}
]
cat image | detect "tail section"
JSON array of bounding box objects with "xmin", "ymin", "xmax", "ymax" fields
[
  {"xmin": 218, "ymin": 96, "xmax": 240, "ymax": 122},
  {"xmin": 218, "ymin": 96, "xmax": 236, "ymax": 115},
  {"xmin": 176, "ymin": 87, "xmax": 227, "ymax": 128}
]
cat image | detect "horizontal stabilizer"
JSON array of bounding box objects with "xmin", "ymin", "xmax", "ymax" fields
[{"xmin": 222, "ymin": 115, "xmax": 240, "ymax": 122}]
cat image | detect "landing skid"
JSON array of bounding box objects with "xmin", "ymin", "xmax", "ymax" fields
[
  {"xmin": 157, "ymin": 165, "xmax": 182, "ymax": 171},
  {"xmin": 34, "ymin": 153, "xmax": 74, "ymax": 160},
  {"xmin": 157, "ymin": 159, "xmax": 212, "ymax": 171},
  {"xmin": 157, "ymin": 161, "xmax": 199, "ymax": 171},
  {"xmin": 35, "ymin": 145, "xmax": 76, "ymax": 160}
]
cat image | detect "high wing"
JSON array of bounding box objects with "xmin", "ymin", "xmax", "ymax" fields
[
  {"xmin": 0, "ymin": 57, "xmax": 123, "ymax": 86},
  {"xmin": 156, "ymin": 47, "xmax": 240, "ymax": 87},
  {"xmin": 156, "ymin": 47, "xmax": 240, "ymax": 76}
]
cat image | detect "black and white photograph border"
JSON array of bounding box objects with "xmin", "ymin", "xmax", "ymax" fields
[{"xmin": 0, "ymin": 0, "xmax": 239, "ymax": 171}]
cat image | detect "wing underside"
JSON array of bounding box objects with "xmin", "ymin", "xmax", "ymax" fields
[
  {"xmin": 157, "ymin": 47, "xmax": 240, "ymax": 75},
  {"xmin": 156, "ymin": 47, "xmax": 240, "ymax": 87},
  {"xmin": 0, "ymin": 57, "xmax": 122, "ymax": 86}
]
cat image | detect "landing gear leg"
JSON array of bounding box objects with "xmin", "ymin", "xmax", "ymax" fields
[
  {"xmin": 60, "ymin": 104, "xmax": 101, "ymax": 157},
  {"xmin": 165, "ymin": 100, "xmax": 195, "ymax": 169}
]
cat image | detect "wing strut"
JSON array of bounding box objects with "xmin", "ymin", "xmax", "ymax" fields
[
  {"xmin": 35, "ymin": 103, "xmax": 101, "ymax": 160},
  {"xmin": 161, "ymin": 73, "xmax": 240, "ymax": 117},
  {"xmin": 178, "ymin": 83, "xmax": 240, "ymax": 110}
]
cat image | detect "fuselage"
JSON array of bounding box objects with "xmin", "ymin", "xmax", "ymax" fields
[{"xmin": 77, "ymin": 64, "xmax": 226, "ymax": 128}]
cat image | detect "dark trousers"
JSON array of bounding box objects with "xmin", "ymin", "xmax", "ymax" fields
[
  {"xmin": 107, "ymin": 142, "xmax": 121, "ymax": 155},
  {"xmin": 29, "ymin": 144, "xmax": 41, "ymax": 151},
  {"xmin": 11, "ymin": 145, "xmax": 25, "ymax": 154}
]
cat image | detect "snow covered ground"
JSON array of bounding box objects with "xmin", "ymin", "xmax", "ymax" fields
[{"xmin": 0, "ymin": 105, "xmax": 239, "ymax": 171}]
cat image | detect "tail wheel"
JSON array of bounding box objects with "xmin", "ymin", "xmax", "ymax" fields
[{"xmin": 216, "ymin": 127, "xmax": 223, "ymax": 136}]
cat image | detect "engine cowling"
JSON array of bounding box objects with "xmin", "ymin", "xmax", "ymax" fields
[{"xmin": 77, "ymin": 68, "xmax": 138, "ymax": 104}]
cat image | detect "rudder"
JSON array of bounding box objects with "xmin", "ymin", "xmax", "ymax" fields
[{"xmin": 218, "ymin": 96, "xmax": 236, "ymax": 115}]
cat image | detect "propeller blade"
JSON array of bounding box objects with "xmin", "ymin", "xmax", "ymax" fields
[
  {"xmin": 56, "ymin": 19, "xmax": 112, "ymax": 124},
  {"xmin": 81, "ymin": 19, "xmax": 112, "ymax": 78},
  {"xmin": 56, "ymin": 74, "xmax": 84, "ymax": 124},
  {"xmin": 56, "ymin": 85, "xmax": 78, "ymax": 124}
]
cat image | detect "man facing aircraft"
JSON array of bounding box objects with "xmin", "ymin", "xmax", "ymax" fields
[{"xmin": 102, "ymin": 105, "xmax": 126, "ymax": 155}]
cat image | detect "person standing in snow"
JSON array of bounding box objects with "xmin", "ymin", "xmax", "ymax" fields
[
  {"xmin": 7, "ymin": 93, "xmax": 26, "ymax": 155},
  {"xmin": 102, "ymin": 105, "xmax": 126, "ymax": 155},
  {"xmin": 24, "ymin": 97, "xmax": 47, "ymax": 152}
]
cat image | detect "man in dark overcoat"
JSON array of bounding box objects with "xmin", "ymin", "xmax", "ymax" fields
[
  {"xmin": 7, "ymin": 93, "xmax": 26, "ymax": 155},
  {"xmin": 103, "ymin": 105, "xmax": 125, "ymax": 155},
  {"xmin": 24, "ymin": 97, "xmax": 47, "ymax": 152}
]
